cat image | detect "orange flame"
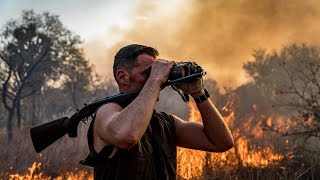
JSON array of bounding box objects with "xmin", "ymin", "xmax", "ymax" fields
[
  {"xmin": 9, "ymin": 100, "xmax": 288, "ymax": 179},
  {"xmin": 177, "ymin": 100, "xmax": 285, "ymax": 179},
  {"xmin": 8, "ymin": 162, "xmax": 93, "ymax": 180}
]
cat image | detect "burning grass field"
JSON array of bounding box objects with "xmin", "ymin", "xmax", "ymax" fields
[{"xmin": 1, "ymin": 101, "xmax": 320, "ymax": 180}]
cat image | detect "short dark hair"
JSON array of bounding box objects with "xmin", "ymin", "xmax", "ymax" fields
[{"xmin": 113, "ymin": 44, "xmax": 159, "ymax": 80}]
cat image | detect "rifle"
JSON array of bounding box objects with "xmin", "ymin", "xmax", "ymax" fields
[{"xmin": 30, "ymin": 62, "xmax": 206, "ymax": 153}]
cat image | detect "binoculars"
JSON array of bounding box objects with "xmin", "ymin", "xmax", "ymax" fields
[{"xmin": 146, "ymin": 61, "xmax": 205, "ymax": 82}]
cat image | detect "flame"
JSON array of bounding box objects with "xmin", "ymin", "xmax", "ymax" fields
[
  {"xmin": 177, "ymin": 100, "xmax": 286, "ymax": 179},
  {"xmin": 9, "ymin": 100, "xmax": 289, "ymax": 179},
  {"xmin": 188, "ymin": 100, "xmax": 202, "ymax": 123},
  {"xmin": 251, "ymin": 121, "xmax": 264, "ymax": 138},
  {"xmin": 267, "ymin": 117, "xmax": 272, "ymax": 127},
  {"xmin": 235, "ymin": 137, "xmax": 283, "ymax": 167},
  {"xmin": 8, "ymin": 162, "xmax": 93, "ymax": 180}
]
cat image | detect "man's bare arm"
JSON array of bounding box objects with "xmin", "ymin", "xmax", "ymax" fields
[
  {"xmin": 94, "ymin": 60, "xmax": 174, "ymax": 150},
  {"xmin": 175, "ymin": 97, "xmax": 234, "ymax": 152},
  {"xmin": 95, "ymin": 79, "xmax": 161, "ymax": 149}
]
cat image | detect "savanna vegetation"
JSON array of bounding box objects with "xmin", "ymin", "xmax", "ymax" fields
[{"xmin": 1, "ymin": 10, "xmax": 319, "ymax": 180}]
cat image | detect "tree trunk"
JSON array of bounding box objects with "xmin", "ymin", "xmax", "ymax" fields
[
  {"xmin": 17, "ymin": 99, "xmax": 21, "ymax": 128},
  {"xmin": 31, "ymin": 95, "xmax": 36, "ymax": 126},
  {"xmin": 7, "ymin": 109, "xmax": 14, "ymax": 145},
  {"xmin": 71, "ymin": 85, "xmax": 78, "ymax": 110}
]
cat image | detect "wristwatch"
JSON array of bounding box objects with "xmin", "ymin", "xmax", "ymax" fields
[{"xmin": 194, "ymin": 89, "xmax": 210, "ymax": 103}]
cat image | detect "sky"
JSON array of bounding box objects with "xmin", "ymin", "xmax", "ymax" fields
[
  {"xmin": 0, "ymin": 0, "xmax": 138, "ymax": 43},
  {"xmin": 1, "ymin": 0, "xmax": 320, "ymax": 90}
]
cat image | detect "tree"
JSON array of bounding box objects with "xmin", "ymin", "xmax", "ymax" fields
[
  {"xmin": 0, "ymin": 10, "xmax": 87, "ymax": 143},
  {"xmin": 243, "ymin": 44, "xmax": 320, "ymax": 139},
  {"xmin": 61, "ymin": 46, "xmax": 92, "ymax": 110}
]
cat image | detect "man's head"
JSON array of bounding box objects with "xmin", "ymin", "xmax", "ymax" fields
[{"xmin": 113, "ymin": 44, "xmax": 159, "ymax": 92}]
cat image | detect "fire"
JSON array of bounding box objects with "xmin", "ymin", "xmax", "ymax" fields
[
  {"xmin": 267, "ymin": 117, "xmax": 272, "ymax": 127},
  {"xmin": 188, "ymin": 99, "xmax": 202, "ymax": 123},
  {"xmin": 176, "ymin": 100, "xmax": 285, "ymax": 179},
  {"xmin": 8, "ymin": 100, "xmax": 288, "ymax": 179},
  {"xmin": 251, "ymin": 121, "xmax": 264, "ymax": 138},
  {"xmin": 235, "ymin": 137, "xmax": 283, "ymax": 167},
  {"xmin": 8, "ymin": 162, "xmax": 93, "ymax": 180}
]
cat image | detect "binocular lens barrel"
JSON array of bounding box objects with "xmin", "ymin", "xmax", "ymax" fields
[
  {"xmin": 169, "ymin": 63, "xmax": 190, "ymax": 80},
  {"xmin": 145, "ymin": 63, "xmax": 191, "ymax": 81}
]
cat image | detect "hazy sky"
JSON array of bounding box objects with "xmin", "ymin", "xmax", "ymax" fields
[
  {"xmin": 0, "ymin": 0, "xmax": 138, "ymax": 43},
  {"xmin": 1, "ymin": 0, "xmax": 319, "ymax": 90}
]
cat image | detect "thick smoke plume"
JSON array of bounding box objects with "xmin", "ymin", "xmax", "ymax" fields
[{"xmin": 85, "ymin": 0, "xmax": 320, "ymax": 89}]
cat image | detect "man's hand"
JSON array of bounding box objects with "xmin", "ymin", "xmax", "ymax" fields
[
  {"xmin": 172, "ymin": 62, "xmax": 204, "ymax": 98},
  {"xmin": 148, "ymin": 59, "xmax": 175, "ymax": 86},
  {"xmin": 173, "ymin": 78, "xmax": 204, "ymax": 97}
]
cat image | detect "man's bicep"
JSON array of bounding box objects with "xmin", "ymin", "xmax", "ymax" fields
[
  {"xmin": 94, "ymin": 103, "xmax": 123, "ymax": 144},
  {"xmin": 173, "ymin": 115, "xmax": 220, "ymax": 152}
]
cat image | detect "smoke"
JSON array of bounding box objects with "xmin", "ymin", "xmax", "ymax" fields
[{"xmin": 85, "ymin": 0, "xmax": 320, "ymax": 90}]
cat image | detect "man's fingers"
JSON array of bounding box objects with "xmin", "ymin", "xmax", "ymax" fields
[{"xmin": 157, "ymin": 59, "xmax": 175, "ymax": 68}]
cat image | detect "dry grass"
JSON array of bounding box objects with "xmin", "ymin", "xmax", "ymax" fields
[{"xmin": 1, "ymin": 127, "xmax": 320, "ymax": 180}]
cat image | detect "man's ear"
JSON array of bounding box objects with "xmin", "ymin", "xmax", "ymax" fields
[{"xmin": 116, "ymin": 68, "xmax": 129, "ymax": 85}]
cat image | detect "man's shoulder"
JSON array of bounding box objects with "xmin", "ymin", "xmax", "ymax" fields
[
  {"xmin": 95, "ymin": 102, "xmax": 123, "ymax": 121},
  {"xmin": 97, "ymin": 102, "xmax": 123, "ymax": 112}
]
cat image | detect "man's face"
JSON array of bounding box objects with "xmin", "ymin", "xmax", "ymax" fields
[{"xmin": 127, "ymin": 53, "xmax": 156, "ymax": 91}]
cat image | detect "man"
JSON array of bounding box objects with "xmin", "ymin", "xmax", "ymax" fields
[{"xmin": 82, "ymin": 44, "xmax": 234, "ymax": 179}]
